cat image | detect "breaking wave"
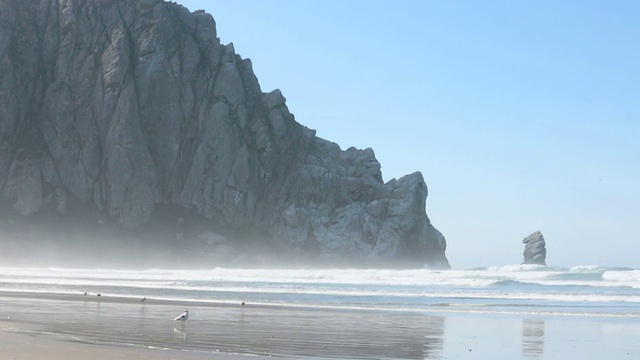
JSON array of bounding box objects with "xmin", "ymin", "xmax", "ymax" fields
[{"xmin": 0, "ymin": 264, "xmax": 638, "ymax": 316}]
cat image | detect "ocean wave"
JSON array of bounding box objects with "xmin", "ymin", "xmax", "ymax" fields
[
  {"xmin": 2, "ymin": 266, "xmax": 639, "ymax": 297},
  {"xmin": 491, "ymin": 279, "xmax": 537, "ymax": 287},
  {"xmin": 569, "ymin": 265, "xmax": 606, "ymax": 272},
  {"xmin": 486, "ymin": 264, "xmax": 550, "ymax": 272},
  {"xmin": 603, "ymin": 270, "xmax": 640, "ymax": 287},
  {"xmin": 545, "ymin": 272, "xmax": 604, "ymax": 282}
]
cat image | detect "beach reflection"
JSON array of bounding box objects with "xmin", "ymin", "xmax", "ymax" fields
[
  {"xmin": 173, "ymin": 327, "xmax": 187, "ymax": 342},
  {"xmin": 0, "ymin": 296, "xmax": 446, "ymax": 360},
  {"xmin": 522, "ymin": 318, "xmax": 545, "ymax": 359},
  {"xmin": 422, "ymin": 315, "xmax": 445, "ymax": 359}
]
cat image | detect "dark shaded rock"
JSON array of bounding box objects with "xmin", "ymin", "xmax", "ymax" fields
[
  {"xmin": 522, "ymin": 231, "xmax": 546, "ymax": 265},
  {"xmin": 0, "ymin": 0, "xmax": 449, "ymax": 268}
]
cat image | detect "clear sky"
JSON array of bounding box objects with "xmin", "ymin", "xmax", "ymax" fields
[{"xmin": 179, "ymin": 0, "xmax": 639, "ymax": 269}]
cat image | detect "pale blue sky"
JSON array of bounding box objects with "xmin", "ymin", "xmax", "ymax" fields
[{"xmin": 179, "ymin": 0, "xmax": 639, "ymax": 269}]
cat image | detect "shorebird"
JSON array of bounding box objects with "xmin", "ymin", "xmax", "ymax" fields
[{"xmin": 173, "ymin": 309, "xmax": 189, "ymax": 329}]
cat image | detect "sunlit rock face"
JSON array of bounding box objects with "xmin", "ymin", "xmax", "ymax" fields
[
  {"xmin": 0, "ymin": 0, "xmax": 449, "ymax": 268},
  {"xmin": 522, "ymin": 231, "xmax": 546, "ymax": 265}
]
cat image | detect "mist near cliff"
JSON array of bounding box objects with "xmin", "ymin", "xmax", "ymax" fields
[
  {"xmin": 0, "ymin": 205, "xmax": 273, "ymax": 269},
  {"xmin": 0, "ymin": 204, "xmax": 433, "ymax": 269}
]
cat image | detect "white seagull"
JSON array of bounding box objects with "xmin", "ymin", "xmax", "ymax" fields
[{"xmin": 173, "ymin": 309, "xmax": 189, "ymax": 328}]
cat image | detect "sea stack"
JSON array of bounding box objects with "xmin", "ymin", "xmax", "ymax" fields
[{"xmin": 522, "ymin": 231, "xmax": 546, "ymax": 265}]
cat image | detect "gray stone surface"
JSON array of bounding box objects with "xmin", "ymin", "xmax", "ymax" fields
[
  {"xmin": 0, "ymin": 0, "xmax": 449, "ymax": 268},
  {"xmin": 522, "ymin": 231, "xmax": 547, "ymax": 265}
]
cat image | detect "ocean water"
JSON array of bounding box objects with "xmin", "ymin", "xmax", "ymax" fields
[
  {"xmin": 0, "ymin": 265, "xmax": 640, "ymax": 317},
  {"xmin": 0, "ymin": 264, "xmax": 638, "ymax": 317},
  {"xmin": 1, "ymin": 265, "xmax": 639, "ymax": 359}
]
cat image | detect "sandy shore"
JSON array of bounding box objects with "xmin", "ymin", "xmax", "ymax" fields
[
  {"xmin": 0, "ymin": 290, "xmax": 638, "ymax": 359},
  {"xmin": 1, "ymin": 330, "xmax": 250, "ymax": 360},
  {"xmin": 0, "ymin": 291, "xmax": 288, "ymax": 359},
  {"xmin": 0, "ymin": 291, "xmax": 443, "ymax": 359},
  {"xmin": 0, "ymin": 291, "xmax": 265, "ymax": 359}
]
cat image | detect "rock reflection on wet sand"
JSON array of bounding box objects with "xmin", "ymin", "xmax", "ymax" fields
[
  {"xmin": 0, "ymin": 295, "xmax": 445, "ymax": 359},
  {"xmin": 2, "ymin": 293, "xmax": 639, "ymax": 359},
  {"xmin": 522, "ymin": 318, "xmax": 545, "ymax": 359}
]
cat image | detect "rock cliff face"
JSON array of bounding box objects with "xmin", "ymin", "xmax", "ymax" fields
[
  {"xmin": 0, "ymin": 0, "xmax": 449, "ymax": 268},
  {"xmin": 522, "ymin": 231, "xmax": 546, "ymax": 265}
]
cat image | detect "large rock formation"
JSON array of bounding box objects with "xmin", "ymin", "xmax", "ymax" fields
[
  {"xmin": 522, "ymin": 231, "xmax": 546, "ymax": 265},
  {"xmin": 0, "ymin": 0, "xmax": 449, "ymax": 268}
]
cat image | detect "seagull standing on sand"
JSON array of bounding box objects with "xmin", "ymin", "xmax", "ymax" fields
[{"xmin": 173, "ymin": 309, "xmax": 189, "ymax": 329}]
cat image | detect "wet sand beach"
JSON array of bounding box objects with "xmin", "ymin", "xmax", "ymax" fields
[
  {"xmin": 1, "ymin": 331, "xmax": 250, "ymax": 360},
  {"xmin": 0, "ymin": 291, "xmax": 638, "ymax": 359}
]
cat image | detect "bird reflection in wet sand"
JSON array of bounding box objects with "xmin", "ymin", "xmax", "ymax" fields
[
  {"xmin": 522, "ymin": 318, "xmax": 545, "ymax": 359},
  {"xmin": 173, "ymin": 327, "xmax": 187, "ymax": 342}
]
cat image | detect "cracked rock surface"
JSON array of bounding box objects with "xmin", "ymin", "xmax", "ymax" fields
[
  {"xmin": 522, "ymin": 231, "xmax": 546, "ymax": 265},
  {"xmin": 0, "ymin": 0, "xmax": 449, "ymax": 268}
]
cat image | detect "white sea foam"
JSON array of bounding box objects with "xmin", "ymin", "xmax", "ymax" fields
[
  {"xmin": 2, "ymin": 265, "xmax": 639, "ymax": 289},
  {"xmin": 569, "ymin": 265, "xmax": 606, "ymax": 272},
  {"xmin": 486, "ymin": 264, "xmax": 549, "ymax": 272},
  {"xmin": 1, "ymin": 266, "xmax": 639, "ymax": 314},
  {"xmin": 602, "ymin": 270, "xmax": 640, "ymax": 288}
]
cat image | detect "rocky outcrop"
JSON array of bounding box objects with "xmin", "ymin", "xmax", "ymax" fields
[
  {"xmin": 522, "ymin": 231, "xmax": 546, "ymax": 265},
  {"xmin": 0, "ymin": 0, "xmax": 449, "ymax": 268}
]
